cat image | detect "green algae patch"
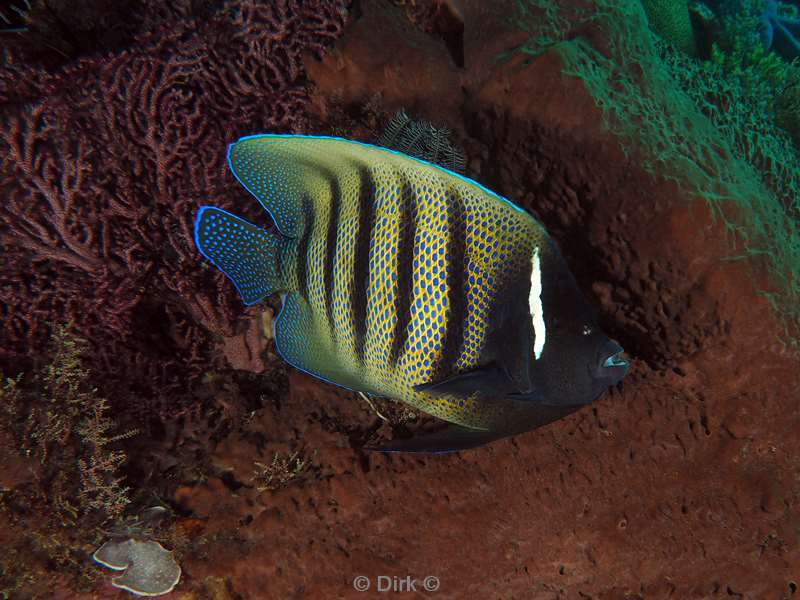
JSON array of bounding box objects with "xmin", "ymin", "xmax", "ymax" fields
[
  {"xmin": 509, "ymin": 0, "xmax": 800, "ymax": 350},
  {"xmin": 640, "ymin": 0, "xmax": 696, "ymax": 55}
]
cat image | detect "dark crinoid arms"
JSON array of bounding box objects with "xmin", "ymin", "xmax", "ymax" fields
[
  {"xmin": 0, "ymin": 0, "xmax": 29, "ymax": 33},
  {"xmin": 0, "ymin": 0, "xmax": 146, "ymax": 62},
  {"xmin": 377, "ymin": 109, "xmax": 466, "ymax": 174}
]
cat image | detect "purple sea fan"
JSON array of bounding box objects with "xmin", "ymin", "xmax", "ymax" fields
[{"xmin": 0, "ymin": 0, "xmax": 350, "ymax": 412}]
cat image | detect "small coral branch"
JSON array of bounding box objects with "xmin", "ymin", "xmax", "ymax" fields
[
  {"xmin": 77, "ymin": 396, "xmax": 137, "ymax": 522},
  {"xmin": 4, "ymin": 324, "xmax": 136, "ymax": 523},
  {"xmin": 31, "ymin": 325, "xmax": 95, "ymax": 459},
  {"xmin": 78, "ymin": 450, "xmax": 131, "ymax": 523},
  {"xmin": 251, "ymin": 450, "xmax": 310, "ymax": 492}
]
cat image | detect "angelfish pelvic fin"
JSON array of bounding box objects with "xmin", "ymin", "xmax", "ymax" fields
[{"xmin": 413, "ymin": 363, "xmax": 514, "ymax": 399}]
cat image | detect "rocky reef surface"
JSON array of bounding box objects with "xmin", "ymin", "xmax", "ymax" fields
[{"xmin": 1, "ymin": 1, "xmax": 797, "ymax": 598}]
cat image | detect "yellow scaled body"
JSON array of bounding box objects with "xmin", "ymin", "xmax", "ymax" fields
[{"xmin": 195, "ymin": 135, "xmax": 630, "ymax": 452}]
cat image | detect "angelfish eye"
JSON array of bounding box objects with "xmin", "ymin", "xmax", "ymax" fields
[{"xmin": 582, "ymin": 325, "xmax": 593, "ymax": 336}]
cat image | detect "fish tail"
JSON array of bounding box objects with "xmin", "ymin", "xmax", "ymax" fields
[{"xmin": 194, "ymin": 206, "xmax": 284, "ymax": 305}]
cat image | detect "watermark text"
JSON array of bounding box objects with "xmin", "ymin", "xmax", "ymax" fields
[{"xmin": 352, "ymin": 575, "xmax": 440, "ymax": 593}]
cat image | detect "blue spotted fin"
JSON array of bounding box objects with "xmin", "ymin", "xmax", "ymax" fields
[
  {"xmin": 194, "ymin": 207, "xmax": 284, "ymax": 305},
  {"xmin": 195, "ymin": 207, "xmax": 371, "ymax": 392}
]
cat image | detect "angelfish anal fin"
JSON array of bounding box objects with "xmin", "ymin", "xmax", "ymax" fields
[
  {"xmin": 365, "ymin": 403, "xmax": 587, "ymax": 454},
  {"xmin": 274, "ymin": 292, "xmax": 365, "ymax": 392},
  {"xmin": 364, "ymin": 424, "xmax": 507, "ymax": 454}
]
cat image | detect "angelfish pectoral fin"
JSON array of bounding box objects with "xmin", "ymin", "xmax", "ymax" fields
[
  {"xmin": 505, "ymin": 390, "xmax": 544, "ymax": 402},
  {"xmin": 364, "ymin": 424, "xmax": 508, "ymax": 453},
  {"xmin": 413, "ymin": 364, "xmax": 543, "ymax": 402}
]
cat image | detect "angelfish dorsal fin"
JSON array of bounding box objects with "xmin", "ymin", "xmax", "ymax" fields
[
  {"xmin": 227, "ymin": 135, "xmax": 378, "ymax": 238},
  {"xmin": 226, "ymin": 134, "xmax": 480, "ymax": 239},
  {"xmin": 227, "ymin": 136, "xmax": 320, "ymax": 238}
]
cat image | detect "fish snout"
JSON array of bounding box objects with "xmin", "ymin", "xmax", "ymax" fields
[{"xmin": 596, "ymin": 338, "xmax": 629, "ymax": 381}]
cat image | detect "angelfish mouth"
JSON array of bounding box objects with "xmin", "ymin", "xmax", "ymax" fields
[{"xmin": 602, "ymin": 352, "xmax": 629, "ymax": 369}]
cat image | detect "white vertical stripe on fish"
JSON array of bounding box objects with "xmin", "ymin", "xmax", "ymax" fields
[{"xmin": 529, "ymin": 247, "xmax": 546, "ymax": 360}]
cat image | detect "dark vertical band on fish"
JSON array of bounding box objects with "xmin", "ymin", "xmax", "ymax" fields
[
  {"xmin": 438, "ymin": 186, "xmax": 467, "ymax": 378},
  {"xmin": 296, "ymin": 196, "xmax": 313, "ymax": 298},
  {"xmin": 323, "ymin": 167, "xmax": 342, "ymax": 334},
  {"xmin": 390, "ymin": 172, "xmax": 417, "ymax": 369},
  {"xmin": 352, "ymin": 164, "xmax": 377, "ymax": 365}
]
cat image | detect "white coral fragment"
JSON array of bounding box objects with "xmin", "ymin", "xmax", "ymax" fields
[{"xmin": 93, "ymin": 539, "xmax": 181, "ymax": 597}]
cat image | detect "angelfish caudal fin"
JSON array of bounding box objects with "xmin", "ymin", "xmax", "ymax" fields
[{"xmin": 194, "ymin": 206, "xmax": 284, "ymax": 305}]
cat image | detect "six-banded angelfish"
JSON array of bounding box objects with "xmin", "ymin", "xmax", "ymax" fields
[{"xmin": 194, "ymin": 134, "xmax": 629, "ymax": 452}]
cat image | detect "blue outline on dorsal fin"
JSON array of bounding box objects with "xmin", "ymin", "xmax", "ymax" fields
[{"xmin": 225, "ymin": 134, "xmax": 527, "ymax": 238}]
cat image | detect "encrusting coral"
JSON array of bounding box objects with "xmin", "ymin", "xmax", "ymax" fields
[
  {"xmin": 641, "ymin": 0, "xmax": 697, "ymax": 55},
  {"xmin": 94, "ymin": 538, "xmax": 181, "ymax": 597}
]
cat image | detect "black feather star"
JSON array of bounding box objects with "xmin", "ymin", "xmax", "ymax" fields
[
  {"xmin": 377, "ymin": 109, "xmax": 467, "ymax": 174},
  {"xmin": 0, "ymin": 0, "xmax": 31, "ymax": 33}
]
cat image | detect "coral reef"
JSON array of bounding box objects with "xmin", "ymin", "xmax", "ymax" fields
[
  {"xmin": 641, "ymin": 0, "xmax": 697, "ymax": 55},
  {"xmin": 2, "ymin": 1, "xmax": 799, "ymax": 598},
  {"xmin": 157, "ymin": 2, "xmax": 799, "ymax": 596},
  {"xmin": 512, "ymin": 0, "xmax": 800, "ymax": 352},
  {"xmin": 0, "ymin": 0, "xmax": 350, "ymax": 415},
  {"xmin": 0, "ymin": 3, "xmax": 350, "ymax": 594}
]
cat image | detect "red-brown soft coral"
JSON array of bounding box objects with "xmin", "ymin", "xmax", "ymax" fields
[
  {"xmin": 389, "ymin": 0, "xmax": 464, "ymax": 66},
  {"xmin": 0, "ymin": 0, "xmax": 350, "ymax": 415}
]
